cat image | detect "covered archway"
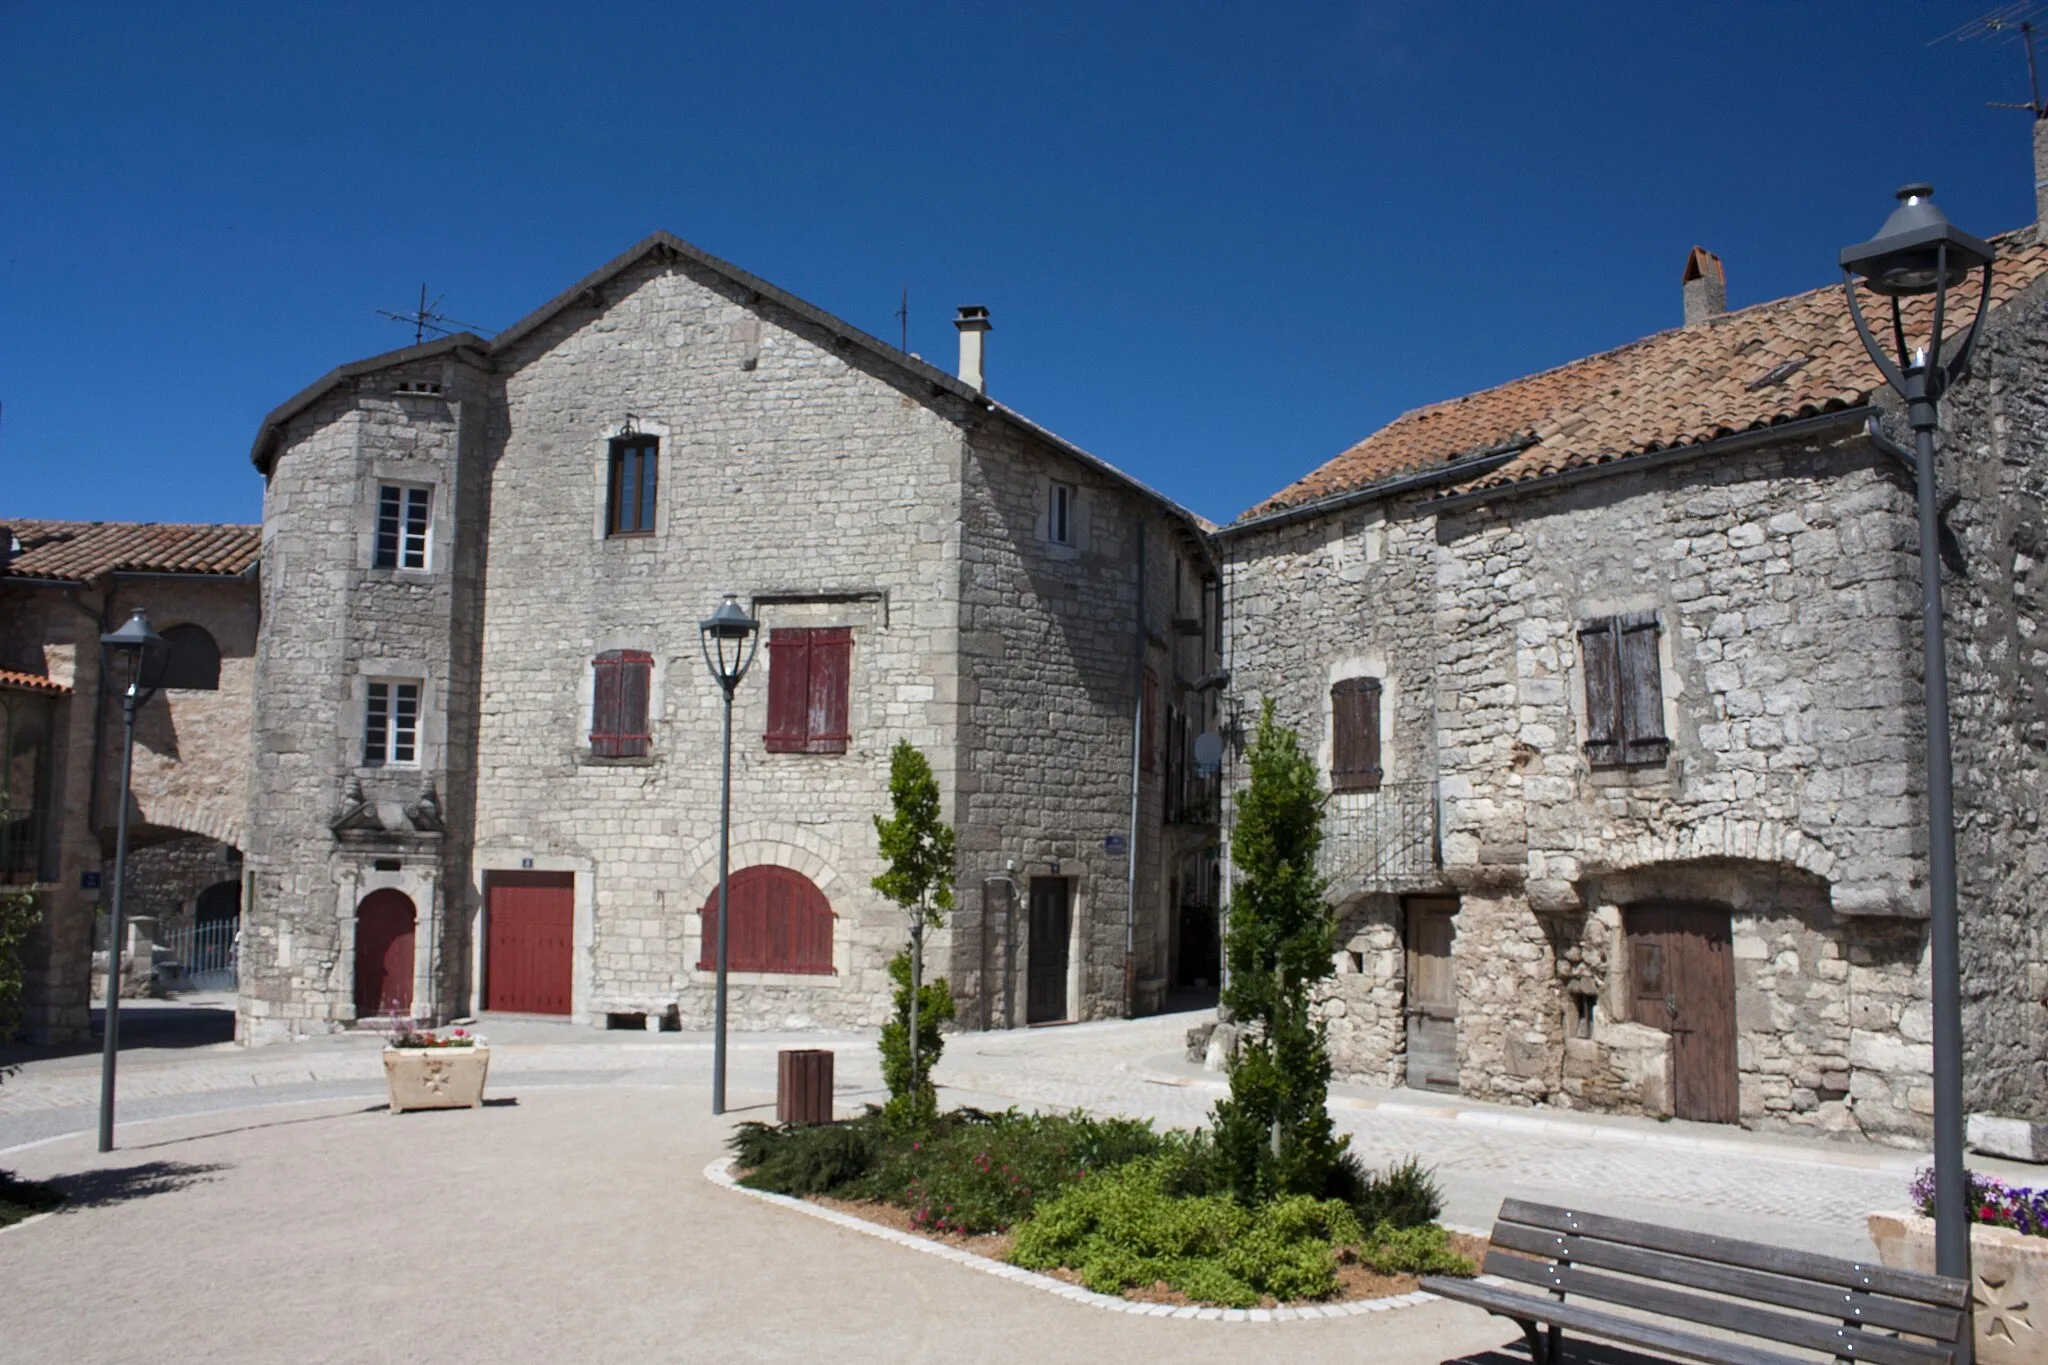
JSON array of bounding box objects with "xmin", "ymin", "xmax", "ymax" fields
[{"xmin": 354, "ymin": 888, "xmax": 417, "ymax": 1018}]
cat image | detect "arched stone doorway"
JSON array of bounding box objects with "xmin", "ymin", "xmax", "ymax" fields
[
  {"xmin": 195, "ymin": 879, "xmax": 240, "ymax": 927},
  {"xmin": 354, "ymin": 889, "xmax": 417, "ymax": 1019}
]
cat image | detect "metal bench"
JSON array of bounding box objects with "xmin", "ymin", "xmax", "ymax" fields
[{"xmin": 1421, "ymin": 1199, "xmax": 1970, "ymax": 1365}]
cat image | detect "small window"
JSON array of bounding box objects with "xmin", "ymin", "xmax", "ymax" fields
[
  {"xmin": 375, "ymin": 485, "xmax": 431, "ymax": 570},
  {"xmin": 590, "ymin": 650, "xmax": 654, "ymax": 758},
  {"xmin": 157, "ymin": 624, "xmax": 221, "ymax": 691},
  {"xmin": 363, "ymin": 680, "xmax": 420, "ymax": 767},
  {"xmin": 1580, "ymin": 612, "xmax": 1668, "ymax": 767},
  {"xmin": 1049, "ymin": 481, "xmax": 1076, "ymax": 546},
  {"xmin": 765, "ymin": 628, "xmax": 851, "ymax": 754},
  {"xmin": 607, "ymin": 436, "xmax": 659, "ymax": 537},
  {"xmin": 1331, "ymin": 677, "xmax": 1383, "ymax": 792}
]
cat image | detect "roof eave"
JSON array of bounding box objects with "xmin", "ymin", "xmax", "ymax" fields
[
  {"xmin": 248, "ymin": 333, "xmax": 489, "ymax": 474},
  {"xmin": 1218, "ymin": 443, "xmax": 1532, "ymax": 540}
]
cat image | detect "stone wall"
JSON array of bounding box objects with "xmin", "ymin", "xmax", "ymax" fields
[{"xmin": 1926, "ymin": 266, "xmax": 2048, "ymax": 1120}]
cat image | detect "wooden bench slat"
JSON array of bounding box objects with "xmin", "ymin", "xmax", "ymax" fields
[
  {"xmin": 1489, "ymin": 1221, "xmax": 1965, "ymax": 1340},
  {"xmin": 1498, "ymin": 1200, "xmax": 1969, "ymax": 1309},
  {"xmin": 1483, "ymin": 1251, "xmax": 1954, "ymax": 1365},
  {"xmin": 1421, "ymin": 1275, "xmax": 1819, "ymax": 1365}
]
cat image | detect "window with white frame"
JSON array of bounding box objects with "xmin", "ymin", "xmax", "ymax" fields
[
  {"xmin": 375, "ymin": 485, "xmax": 431, "ymax": 570},
  {"xmin": 363, "ymin": 680, "xmax": 421, "ymax": 766},
  {"xmin": 1049, "ymin": 481, "xmax": 1076, "ymax": 547}
]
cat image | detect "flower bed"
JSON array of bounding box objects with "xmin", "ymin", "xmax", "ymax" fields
[{"xmin": 728, "ymin": 1108, "xmax": 1475, "ymax": 1309}]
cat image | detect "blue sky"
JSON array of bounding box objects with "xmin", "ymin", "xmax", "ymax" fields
[{"xmin": 1, "ymin": 1, "xmax": 2037, "ymax": 526}]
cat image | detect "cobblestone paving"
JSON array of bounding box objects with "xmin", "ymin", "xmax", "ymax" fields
[{"xmin": 1, "ymin": 1004, "xmax": 1945, "ymax": 1260}]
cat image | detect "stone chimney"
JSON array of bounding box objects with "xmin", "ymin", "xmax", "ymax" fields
[
  {"xmin": 954, "ymin": 305, "xmax": 991, "ymax": 393},
  {"xmin": 2034, "ymin": 116, "xmax": 2048, "ymax": 227},
  {"xmin": 1682, "ymin": 247, "xmax": 1726, "ymax": 326}
]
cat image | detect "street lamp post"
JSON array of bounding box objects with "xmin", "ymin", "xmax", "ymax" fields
[
  {"xmin": 1841, "ymin": 183, "xmax": 1996, "ymax": 1291},
  {"xmin": 96, "ymin": 607, "xmax": 168, "ymax": 1153},
  {"xmin": 699, "ymin": 594, "xmax": 759, "ymax": 1117}
]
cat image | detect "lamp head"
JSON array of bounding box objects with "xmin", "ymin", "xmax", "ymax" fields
[
  {"xmin": 1841, "ymin": 184, "xmax": 1994, "ymax": 297},
  {"xmin": 99, "ymin": 607, "xmax": 169, "ymax": 694},
  {"xmin": 697, "ymin": 593, "xmax": 759, "ymax": 688}
]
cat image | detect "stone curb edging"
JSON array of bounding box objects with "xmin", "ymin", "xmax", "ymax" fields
[
  {"xmin": 0, "ymin": 1210, "xmax": 57, "ymax": 1238},
  {"xmin": 703, "ymin": 1157, "xmax": 1437, "ymax": 1323}
]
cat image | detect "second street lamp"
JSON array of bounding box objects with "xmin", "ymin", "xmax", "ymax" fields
[
  {"xmin": 699, "ymin": 593, "xmax": 759, "ymax": 1117},
  {"xmin": 1840, "ymin": 182, "xmax": 1996, "ymax": 1291},
  {"xmin": 96, "ymin": 607, "xmax": 169, "ymax": 1153}
]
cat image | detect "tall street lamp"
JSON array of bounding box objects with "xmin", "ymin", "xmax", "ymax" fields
[
  {"xmin": 97, "ymin": 607, "xmax": 168, "ymax": 1153},
  {"xmin": 699, "ymin": 593, "xmax": 759, "ymax": 1116},
  {"xmin": 1841, "ymin": 183, "xmax": 1995, "ymax": 1288}
]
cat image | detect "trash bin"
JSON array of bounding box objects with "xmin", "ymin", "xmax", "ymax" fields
[{"xmin": 777, "ymin": 1048, "xmax": 834, "ymax": 1125}]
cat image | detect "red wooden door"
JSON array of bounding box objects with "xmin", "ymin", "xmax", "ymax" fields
[
  {"xmin": 354, "ymin": 889, "xmax": 417, "ymax": 1018},
  {"xmin": 487, "ymin": 872, "xmax": 574, "ymax": 1014}
]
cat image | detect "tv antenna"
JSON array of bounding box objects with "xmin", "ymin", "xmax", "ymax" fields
[
  {"xmin": 376, "ymin": 283, "xmax": 496, "ymax": 345},
  {"xmin": 1938, "ymin": 3, "xmax": 2047, "ymax": 117},
  {"xmin": 896, "ymin": 286, "xmax": 909, "ymax": 352}
]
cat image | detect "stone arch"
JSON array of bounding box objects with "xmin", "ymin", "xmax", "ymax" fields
[
  {"xmin": 1590, "ymin": 819, "xmax": 1839, "ymax": 887},
  {"xmin": 132, "ymin": 794, "xmax": 244, "ymax": 853},
  {"xmin": 681, "ymin": 825, "xmax": 846, "ymax": 906},
  {"xmin": 158, "ymin": 623, "xmax": 222, "ymax": 691}
]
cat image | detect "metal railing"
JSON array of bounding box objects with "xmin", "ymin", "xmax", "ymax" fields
[
  {"xmin": 155, "ymin": 920, "xmax": 239, "ymax": 992},
  {"xmin": 1319, "ymin": 782, "xmax": 1440, "ymax": 894}
]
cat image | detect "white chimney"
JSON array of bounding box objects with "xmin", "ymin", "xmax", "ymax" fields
[{"xmin": 954, "ymin": 305, "xmax": 991, "ymax": 393}]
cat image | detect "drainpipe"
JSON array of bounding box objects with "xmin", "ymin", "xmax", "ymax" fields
[{"xmin": 1125, "ymin": 520, "xmax": 1146, "ymax": 1017}]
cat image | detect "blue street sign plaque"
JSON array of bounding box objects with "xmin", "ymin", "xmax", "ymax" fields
[
  {"xmin": 81, "ymin": 871, "xmax": 101, "ymax": 890},
  {"xmin": 1104, "ymin": 833, "xmax": 1127, "ymax": 854}
]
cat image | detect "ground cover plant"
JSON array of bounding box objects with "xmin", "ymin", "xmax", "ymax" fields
[{"xmin": 0, "ymin": 1170, "xmax": 63, "ymax": 1228}]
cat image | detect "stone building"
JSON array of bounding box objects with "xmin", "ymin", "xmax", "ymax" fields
[
  {"xmin": 1221, "ymin": 217, "xmax": 2048, "ymax": 1144},
  {"xmin": 0, "ymin": 520, "xmax": 259, "ymax": 1039},
  {"xmin": 241, "ymin": 232, "xmax": 1221, "ymax": 1042}
]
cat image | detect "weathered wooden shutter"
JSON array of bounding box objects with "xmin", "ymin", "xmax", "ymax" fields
[
  {"xmin": 1616, "ymin": 612, "xmax": 1669, "ymax": 763},
  {"xmin": 591, "ymin": 653, "xmax": 624, "ymax": 756},
  {"xmin": 765, "ymin": 629, "xmax": 812, "ymax": 752},
  {"xmin": 1330, "ymin": 677, "xmax": 1383, "ymax": 792},
  {"xmin": 1579, "ymin": 618, "xmax": 1623, "ymax": 766},
  {"xmin": 698, "ymin": 866, "xmax": 836, "ymax": 974},
  {"xmin": 1141, "ymin": 669, "xmax": 1158, "ymax": 772},
  {"xmin": 806, "ymin": 628, "xmax": 852, "ymax": 754}
]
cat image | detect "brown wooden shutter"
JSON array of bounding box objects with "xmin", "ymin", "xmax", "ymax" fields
[
  {"xmin": 591, "ymin": 652, "xmax": 625, "ymax": 757},
  {"xmin": 806, "ymin": 628, "xmax": 852, "ymax": 754},
  {"xmin": 765, "ymin": 629, "xmax": 811, "ymax": 752},
  {"xmin": 1616, "ymin": 612, "xmax": 1669, "ymax": 763},
  {"xmin": 698, "ymin": 866, "xmax": 836, "ymax": 974},
  {"xmin": 1579, "ymin": 618, "xmax": 1623, "ymax": 766},
  {"xmin": 1330, "ymin": 677, "xmax": 1383, "ymax": 792}
]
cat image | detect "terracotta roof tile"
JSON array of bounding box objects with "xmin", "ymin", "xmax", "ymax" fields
[
  {"xmin": 2, "ymin": 519, "xmax": 260, "ymax": 584},
  {"xmin": 0, "ymin": 668, "xmax": 68, "ymax": 696},
  {"xmin": 1244, "ymin": 230, "xmax": 2048, "ymax": 518}
]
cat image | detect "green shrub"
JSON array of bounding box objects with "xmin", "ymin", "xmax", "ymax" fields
[
  {"xmin": 728, "ymin": 1115, "xmax": 885, "ymax": 1197},
  {"xmin": 1328, "ymin": 1152, "xmax": 1444, "ymax": 1229},
  {"xmin": 0, "ymin": 886, "xmax": 40, "ymax": 1048},
  {"xmin": 876, "ymin": 950, "xmax": 955, "ymax": 1131},
  {"xmin": 1355, "ymin": 1221, "xmax": 1476, "ymax": 1277},
  {"xmin": 1009, "ymin": 1155, "xmax": 1367, "ymax": 1307},
  {"xmin": 0, "ymin": 1170, "xmax": 62, "ymax": 1228}
]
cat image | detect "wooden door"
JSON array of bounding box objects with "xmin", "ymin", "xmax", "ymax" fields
[
  {"xmin": 353, "ymin": 889, "xmax": 417, "ymax": 1018},
  {"xmin": 486, "ymin": 872, "xmax": 574, "ymax": 1015},
  {"xmin": 1026, "ymin": 878, "xmax": 1071, "ymax": 1024},
  {"xmin": 1626, "ymin": 903, "xmax": 1738, "ymax": 1123},
  {"xmin": 1404, "ymin": 897, "xmax": 1459, "ymax": 1092}
]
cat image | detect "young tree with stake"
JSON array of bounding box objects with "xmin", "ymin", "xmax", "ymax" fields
[{"xmin": 872, "ymin": 740, "xmax": 956, "ymax": 1127}]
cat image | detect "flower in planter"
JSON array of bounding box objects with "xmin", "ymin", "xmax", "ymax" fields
[{"xmin": 388, "ymin": 1027, "xmax": 483, "ymax": 1049}]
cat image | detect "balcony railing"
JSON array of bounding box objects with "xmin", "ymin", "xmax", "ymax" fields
[{"xmin": 1319, "ymin": 782, "xmax": 1439, "ymax": 895}]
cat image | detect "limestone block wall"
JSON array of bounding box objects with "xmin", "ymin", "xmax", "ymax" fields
[
  {"xmin": 1926, "ymin": 269, "xmax": 2048, "ymax": 1120},
  {"xmin": 475, "ymin": 251, "xmax": 968, "ymax": 1030},
  {"xmin": 243, "ymin": 348, "xmax": 489, "ymax": 1040}
]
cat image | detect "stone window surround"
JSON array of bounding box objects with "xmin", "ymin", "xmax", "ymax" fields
[
  {"xmin": 351, "ymin": 662, "xmax": 436, "ymax": 773},
  {"xmin": 591, "ymin": 418, "xmax": 673, "ymax": 544},
  {"xmin": 1319, "ymin": 655, "xmax": 1397, "ymax": 788},
  {"xmin": 357, "ymin": 462, "xmax": 444, "ymax": 579},
  {"xmin": 1035, "ymin": 470, "xmax": 1089, "ymax": 560},
  {"xmin": 575, "ymin": 646, "xmax": 668, "ymax": 766},
  {"xmin": 1565, "ymin": 597, "xmax": 1682, "ymax": 776}
]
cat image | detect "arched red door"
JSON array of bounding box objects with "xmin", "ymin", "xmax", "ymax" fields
[
  {"xmin": 697, "ymin": 866, "xmax": 835, "ymax": 975},
  {"xmin": 354, "ymin": 889, "xmax": 417, "ymax": 1018}
]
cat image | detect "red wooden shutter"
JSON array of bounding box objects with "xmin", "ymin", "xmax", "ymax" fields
[
  {"xmin": 765, "ymin": 629, "xmax": 812, "ymax": 752},
  {"xmin": 807, "ymin": 628, "xmax": 852, "ymax": 754},
  {"xmin": 591, "ymin": 652, "xmax": 625, "ymax": 757},
  {"xmin": 1331, "ymin": 677, "xmax": 1382, "ymax": 792},
  {"xmin": 698, "ymin": 866, "xmax": 836, "ymax": 974},
  {"xmin": 1579, "ymin": 618, "xmax": 1623, "ymax": 766},
  {"xmin": 1616, "ymin": 613, "xmax": 1669, "ymax": 763}
]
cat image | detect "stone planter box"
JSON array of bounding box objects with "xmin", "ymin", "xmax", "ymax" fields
[
  {"xmin": 1868, "ymin": 1210, "xmax": 2044, "ymax": 1365},
  {"xmin": 383, "ymin": 1046, "xmax": 489, "ymax": 1114}
]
